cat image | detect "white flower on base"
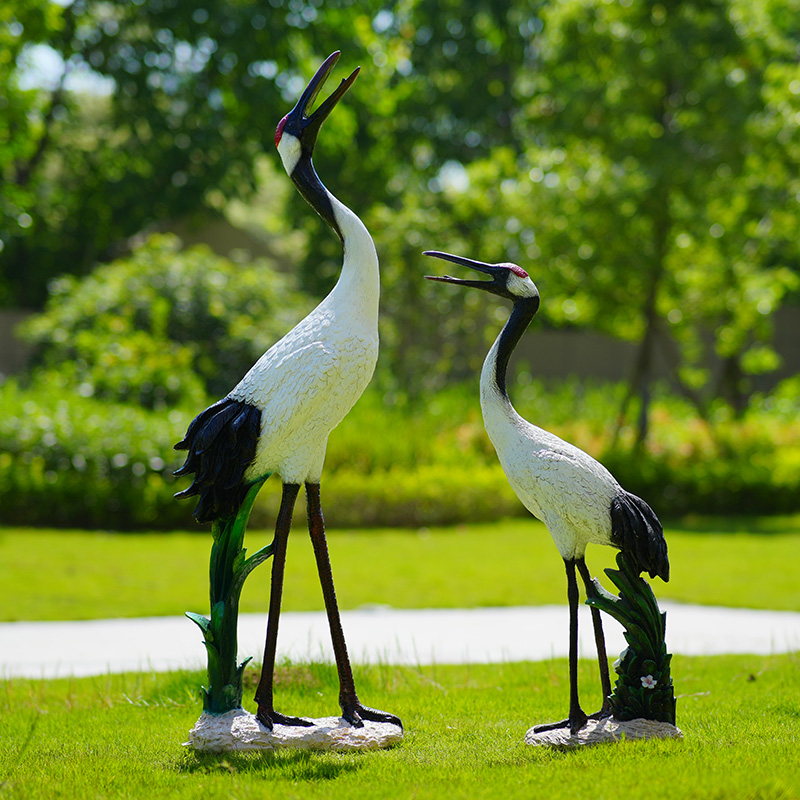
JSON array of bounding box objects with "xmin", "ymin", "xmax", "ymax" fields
[{"xmin": 641, "ymin": 674, "xmax": 657, "ymax": 689}]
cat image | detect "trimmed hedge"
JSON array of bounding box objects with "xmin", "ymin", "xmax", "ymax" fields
[
  {"xmin": 248, "ymin": 465, "xmax": 522, "ymax": 530},
  {"xmin": 0, "ymin": 378, "xmax": 798, "ymax": 530},
  {"xmin": 0, "ymin": 380, "xmax": 190, "ymax": 529}
]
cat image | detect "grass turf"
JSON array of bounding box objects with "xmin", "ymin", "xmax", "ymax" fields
[
  {"xmin": 0, "ymin": 654, "xmax": 798, "ymax": 800},
  {"xmin": 3, "ymin": 517, "xmax": 800, "ymax": 622}
]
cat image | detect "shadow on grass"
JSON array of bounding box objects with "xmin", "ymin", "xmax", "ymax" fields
[{"xmin": 177, "ymin": 747, "xmax": 364, "ymax": 781}]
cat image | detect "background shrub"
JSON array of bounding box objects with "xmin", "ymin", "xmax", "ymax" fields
[
  {"xmin": 0, "ymin": 379, "xmax": 188, "ymax": 529},
  {"xmin": 1, "ymin": 377, "xmax": 798, "ymax": 531},
  {"xmin": 20, "ymin": 234, "xmax": 311, "ymax": 405}
]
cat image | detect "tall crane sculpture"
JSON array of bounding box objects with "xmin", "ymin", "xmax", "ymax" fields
[
  {"xmin": 424, "ymin": 250, "xmax": 669, "ymax": 734},
  {"xmin": 175, "ymin": 52, "xmax": 400, "ymax": 732}
]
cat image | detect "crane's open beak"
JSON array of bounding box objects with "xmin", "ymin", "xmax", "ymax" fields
[
  {"xmin": 278, "ymin": 51, "xmax": 360, "ymax": 151},
  {"xmin": 423, "ymin": 250, "xmax": 506, "ymax": 292}
]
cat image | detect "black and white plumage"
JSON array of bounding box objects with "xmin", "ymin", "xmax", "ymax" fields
[
  {"xmin": 424, "ymin": 250, "xmax": 669, "ymax": 734},
  {"xmin": 174, "ymin": 397, "xmax": 261, "ymax": 522},
  {"xmin": 175, "ymin": 52, "xmax": 399, "ymax": 731}
]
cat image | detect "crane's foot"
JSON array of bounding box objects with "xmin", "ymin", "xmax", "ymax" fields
[
  {"xmin": 341, "ymin": 700, "xmax": 403, "ymax": 730},
  {"xmin": 533, "ymin": 708, "xmax": 610, "ymax": 736},
  {"xmin": 256, "ymin": 707, "xmax": 315, "ymax": 731},
  {"xmin": 533, "ymin": 712, "xmax": 587, "ymax": 736}
]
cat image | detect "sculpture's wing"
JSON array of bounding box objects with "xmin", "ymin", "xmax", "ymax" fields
[
  {"xmin": 610, "ymin": 491, "xmax": 669, "ymax": 581},
  {"xmin": 173, "ymin": 397, "xmax": 262, "ymax": 523}
]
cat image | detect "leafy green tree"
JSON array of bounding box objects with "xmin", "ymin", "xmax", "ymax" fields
[
  {"xmin": 0, "ymin": 0, "xmax": 541, "ymax": 297},
  {"xmin": 514, "ymin": 0, "xmax": 800, "ymax": 436},
  {"xmin": 0, "ymin": 0, "xmax": 71, "ymax": 306},
  {"xmin": 377, "ymin": 0, "xmax": 799, "ymax": 420},
  {"xmin": 0, "ymin": 0, "xmax": 349, "ymax": 305}
]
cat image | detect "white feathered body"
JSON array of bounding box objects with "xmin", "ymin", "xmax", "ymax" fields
[
  {"xmin": 229, "ymin": 194, "xmax": 379, "ymax": 485},
  {"xmin": 480, "ymin": 348, "xmax": 621, "ymax": 563}
]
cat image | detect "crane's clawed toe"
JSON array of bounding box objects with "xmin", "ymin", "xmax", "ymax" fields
[
  {"xmin": 256, "ymin": 707, "xmax": 315, "ymax": 731},
  {"xmin": 533, "ymin": 720, "xmax": 581, "ymax": 736},
  {"xmin": 533, "ymin": 710, "xmax": 588, "ymax": 736},
  {"xmin": 341, "ymin": 701, "xmax": 403, "ymax": 730},
  {"xmin": 533, "ymin": 708, "xmax": 611, "ymax": 736}
]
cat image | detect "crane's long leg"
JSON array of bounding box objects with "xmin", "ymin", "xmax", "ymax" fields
[
  {"xmin": 255, "ymin": 482, "xmax": 313, "ymax": 730},
  {"xmin": 534, "ymin": 558, "xmax": 588, "ymax": 735},
  {"xmin": 576, "ymin": 558, "xmax": 612, "ymax": 711},
  {"xmin": 305, "ymin": 482, "xmax": 402, "ymax": 729},
  {"xmin": 564, "ymin": 558, "xmax": 588, "ymax": 733}
]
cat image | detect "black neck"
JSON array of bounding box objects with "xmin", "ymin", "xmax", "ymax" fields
[
  {"xmin": 291, "ymin": 154, "xmax": 343, "ymax": 242},
  {"xmin": 493, "ymin": 296, "xmax": 540, "ymax": 398}
]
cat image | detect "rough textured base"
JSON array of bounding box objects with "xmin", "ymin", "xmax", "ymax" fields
[
  {"xmin": 524, "ymin": 717, "xmax": 683, "ymax": 749},
  {"xmin": 187, "ymin": 709, "xmax": 404, "ymax": 753}
]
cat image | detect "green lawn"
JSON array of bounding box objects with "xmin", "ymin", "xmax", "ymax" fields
[
  {"xmin": 3, "ymin": 516, "xmax": 800, "ymax": 622},
  {"xmin": 2, "ymin": 520, "xmax": 799, "ymax": 799},
  {"xmin": 1, "ymin": 654, "xmax": 798, "ymax": 800}
]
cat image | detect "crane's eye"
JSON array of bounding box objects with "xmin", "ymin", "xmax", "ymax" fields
[{"xmin": 275, "ymin": 116, "xmax": 288, "ymax": 147}]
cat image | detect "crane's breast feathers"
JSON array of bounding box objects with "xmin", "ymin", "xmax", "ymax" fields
[
  {"xmin": 231, "ymin": 341, "xmax": 338, "ymax": 410},
  {"xmin": 504, "ymin": 446, "xmax": 618, "ymax": 518},
  {"xmin": 231, "ymin": 338, "xmax": 375, "ymax": 434},
  {"xmin": 173, "ymin": 397, "xmax": 262, "ymax": 523}
]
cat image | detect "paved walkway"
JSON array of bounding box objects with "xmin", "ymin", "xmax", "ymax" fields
[{"xmin": 2, "ymin": 602, "xmax": 800, "ymax": 679}]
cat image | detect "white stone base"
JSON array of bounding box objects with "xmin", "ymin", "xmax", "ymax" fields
[
  {"xmin": 524, "ymin": 716, "xmax": 683, "ymax": 749},
  {"xmin": 186, "ymin": 709, "xmax": 404, "ymax": 753}
]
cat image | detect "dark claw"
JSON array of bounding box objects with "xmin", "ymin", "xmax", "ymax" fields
[
  {"xmin": 342, "ymin": 701, "xmax": 403, "ymax": 730},
  {"xmin": 570, "ymin": 709, "xmax": 589, "ymax": 735},
  {"xmin": 532, "ymin": 717, "xmax": 573, "ymax": 734},
  {"xmin": 256, "ymin": 707, "xmax": 315, "ymax": 731},
  {"xmin": 533, "ymin": 711, "xmax": 588, "ymax": 736},
  {"xmin": 533, "ymin": 708, "xmax": 609, "ymax": 736}
]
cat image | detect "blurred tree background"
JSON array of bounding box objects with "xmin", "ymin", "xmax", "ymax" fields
[
  {"xmin": 1, "ymin": 0, "xmax": 799, "ymax": 527},
  {"xmin": 3, "ymin": 0, "xmax": 799, "ymax": 404}
]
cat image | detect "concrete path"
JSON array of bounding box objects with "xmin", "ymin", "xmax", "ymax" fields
[{"xmin": 2, "ymin": 602, "xmax": 800, "ymax": 679}]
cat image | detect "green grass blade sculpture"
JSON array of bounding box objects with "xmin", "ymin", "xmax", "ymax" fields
[
  {"xmin": 186, "ymin": 476, "xmax": 272, "ymax": 714},
  {"xmin": 585, "ymin": 551, "xmax": 676, "ymax": 725}
]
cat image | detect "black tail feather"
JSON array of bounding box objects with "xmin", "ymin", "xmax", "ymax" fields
[
  {"xmin": 173, "ymin": 397, "xmax": 262, "ymax": 523},
  {"xmin": 610, "ymin": 491, "xmax": 669, "ymax": 582},
  {"xmin": 174, "ymin": 397, "xmax": 230, "ymax": 451}
]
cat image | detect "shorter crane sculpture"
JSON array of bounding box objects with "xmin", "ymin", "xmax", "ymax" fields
[
  {"xmin": 176, "ymin": 52, "xmax": 399, "ymax": 733},
  {"xmin": 425, "ymin": 250, "xmax": 669, "ymax": 735}
]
